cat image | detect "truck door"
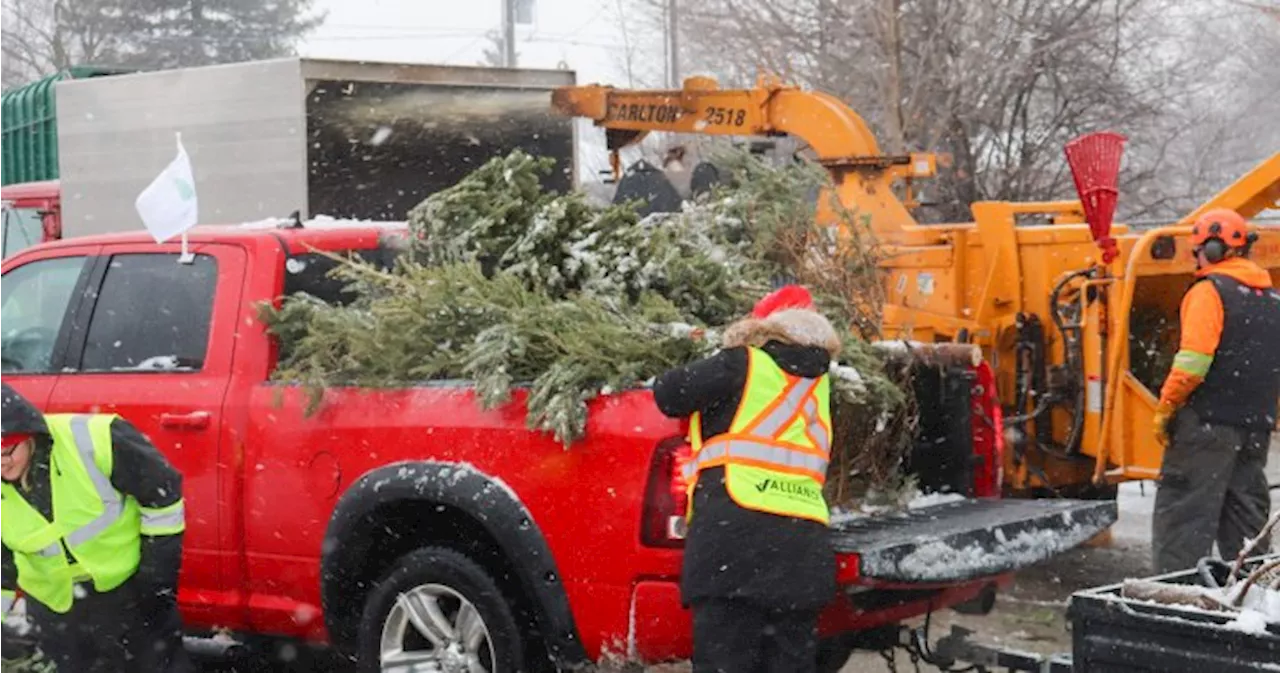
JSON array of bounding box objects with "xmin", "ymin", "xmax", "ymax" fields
[
  {"xmin": 44, "ymin": 243, "xmax": 247, "ymax": 627},
  {"xmin": 0, "ymin": 243, "xmax": 101, "ymax": 406},
  {"xmin": 2, "ymin": 201, "xmax": 47, "ymax": 259}
]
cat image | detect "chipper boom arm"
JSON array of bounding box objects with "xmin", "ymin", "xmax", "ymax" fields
[{"xmin": 552, "ymin": 76, "xmax": 935, "ymax": 237}]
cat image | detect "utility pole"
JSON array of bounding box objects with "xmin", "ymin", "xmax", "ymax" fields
[
  {"xmin": 667, "ymin": 0, "xmax": 679, "ymax": 88},
  {"xmin": 502, "ymin": 0, "xmax": 517, "ymax": 67}
]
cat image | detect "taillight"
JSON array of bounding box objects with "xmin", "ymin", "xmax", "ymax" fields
[
  {"xmin": 971, "ymin": 362, "xmax": 1003, "ymax": 497},
  {"xmin": 991, "ymin": 400, "xmax": 1005, "ymax": 492},
  {"xmin": 641, "ymin": 437, "xmax": 692, "ymax": 548}
]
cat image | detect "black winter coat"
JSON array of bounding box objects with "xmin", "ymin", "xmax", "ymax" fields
[
  {"xmin": 653, "ymin": 341, "xmax": 837, "ymax": 611},
  {"xmin": 1, "ymin": 419, "xmax": 185, "ymax": 605}
]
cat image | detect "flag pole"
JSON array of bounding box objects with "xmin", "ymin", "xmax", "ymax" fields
[
  {"xmin": 175, "ymin": 132, "xmax": 194, "ymax": 264},
  {"xmin": 179, "ymin": 232, "xmax": 193, "ymax": 264}
]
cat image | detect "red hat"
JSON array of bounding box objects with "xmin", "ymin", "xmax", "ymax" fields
[
  {"xmin": 752, "ymin": 285, "xmax": 814, "ymax": 318},
  {"xmin": 0, "ymin": 435, "xmax": 30, "ymax": 455}
]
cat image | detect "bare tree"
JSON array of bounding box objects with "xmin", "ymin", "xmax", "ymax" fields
[
  {"xmin": 2, "ymin": 0, "xmax": 323, "ymax": 90},
  {"xmin": 607, "ymin": 0, "xmax": 666, "ymax": 88},
  {"xmin": 479, "ymin": 31, "xmax": 510, "ymax": 68},
  {"xmin": 2, "ymin": 0, "xmax": 131, "ymax": 87},
  {"xmin": 626, "ymin": 0, "xmax": 1259, "ymax": 221}
]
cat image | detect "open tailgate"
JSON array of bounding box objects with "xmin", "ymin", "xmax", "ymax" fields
[{"xmin": 830, "ymin": 499, "xmax": 1117, "ymax": 584}]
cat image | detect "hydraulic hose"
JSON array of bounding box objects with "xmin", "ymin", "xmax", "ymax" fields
[{"xmin": 1049, "ymin": 269, "xmax": 1093, "ymax": 453}]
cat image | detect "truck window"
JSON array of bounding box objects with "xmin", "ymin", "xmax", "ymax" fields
[
  {"xmin": 78, "ymin": 253, "xmax": 217, "ymax": 372},
  {"xmin": 2, "ymin": 206, "xmax": 45, "ymax": 259},
  {"xmin": 1, "ymin": 256, "xmax": 89, "ymax": 373},
  {"xmin": 283, "ymin": 248, "xmax": 394, "ymax": 305}
]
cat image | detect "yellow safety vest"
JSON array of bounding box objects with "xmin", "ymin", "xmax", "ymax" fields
[
  {"xmin": 685, "ymin": 347, "xmax": 833, "ymax": 525},
  {"xmin": 0, "ymin": 414, "xmax": 160, "ymax": 613}
]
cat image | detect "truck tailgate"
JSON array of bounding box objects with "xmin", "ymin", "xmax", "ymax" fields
[{"xmin": 830, "ymin": 499, "xmax": 1117, "ymax": 584}]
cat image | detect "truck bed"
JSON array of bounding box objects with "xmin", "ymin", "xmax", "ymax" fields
[{"xmin": 831, "ymin": 499, "xmax": 1117, "ymax": 583}]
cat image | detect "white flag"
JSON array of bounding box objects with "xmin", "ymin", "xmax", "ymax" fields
[{"xmin": 135, "ymin": 134, "xmax": 198, "ymax": 243}]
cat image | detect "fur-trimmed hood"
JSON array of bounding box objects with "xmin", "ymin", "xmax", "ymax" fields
[{"xmin": 721, "ymin": 308, "xmax": 842, "ymax": 357}]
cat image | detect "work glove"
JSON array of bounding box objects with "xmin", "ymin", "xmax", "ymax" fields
[{"xmin": 1153, "ymin": 400, "xmax": 1177, "ymax": 447}]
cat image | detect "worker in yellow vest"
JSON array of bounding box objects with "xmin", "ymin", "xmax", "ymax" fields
[
  {"xmin": 654, "ymin": 285, "xmax": 839, "ymax": 673},
  {"xmin": 1, "ymin": 384, "xmax": 192, "ymax": 673}
]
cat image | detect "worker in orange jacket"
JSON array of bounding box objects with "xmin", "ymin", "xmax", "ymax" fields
[{"xmin": 1151, "ymin": 208, "xmax": 1280, "ymax": 573}]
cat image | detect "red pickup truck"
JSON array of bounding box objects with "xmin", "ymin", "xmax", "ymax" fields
[{"xmin": 0, "ymin": 222, "xmax": 1116, "ymax": 672}]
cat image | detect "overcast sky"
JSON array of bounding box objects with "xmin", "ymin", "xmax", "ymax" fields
[{"xmin": 300, "ymin": 0, "xmax": 637, "ymax": 84}]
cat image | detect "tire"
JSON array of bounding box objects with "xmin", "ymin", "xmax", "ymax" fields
[
  {"xmin": 357, "ymin": 546, "xmax": 524, "ymax": 673},
  {"xmin": 816, "ymin": 638, "xmax": 854, "ymax": 673}
]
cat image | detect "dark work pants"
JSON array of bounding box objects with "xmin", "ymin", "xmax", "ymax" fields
[
  {"xmin": 27, "ymin": 576, "xmax": 193, "ymax": 673},
  {"xmin": 691, "ymin": 598, "xmax": 820, "ymax": 673},
  {"xmin": 1152, "ymin": 409, "xmax": 1272, "ymax": 574}
]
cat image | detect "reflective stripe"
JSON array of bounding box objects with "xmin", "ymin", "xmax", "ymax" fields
[
  {"xmin": 35, "ymin": 542, "xmax": 62, "ymax": 558},
  {"xmin": 683, "ymin": 438, "xmax": 829, "ymax": 482},
  {"xmin": 801, "ymin": 398, "xmax": 830, "ymax": 452},
  {"xmin": 748, "ymin": 377, "xmax": 821, "ymax": 436},
  {"xmin": 685, "ymin": 372, "xmax": 830, "ymax": 482},
  {"xmin": 140, "ymin": 501, "xmax": 185, "ymax": 535},
  {"xmin": 1172, "ymin": 349, "xmax": 1213, "ymax": 377},
  {"xmin": 62, "ymin": 416, "xmax": 124, "ymax": 548}
]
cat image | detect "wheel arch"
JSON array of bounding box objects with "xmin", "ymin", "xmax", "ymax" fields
[{"xmin": 320, "ymin": 460, "xmax": 588, "ymax": 668}]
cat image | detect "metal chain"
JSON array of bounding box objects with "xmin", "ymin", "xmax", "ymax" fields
[{"xmin": 881, "ymin": 648, "xmax": 899, "ymax": 673}]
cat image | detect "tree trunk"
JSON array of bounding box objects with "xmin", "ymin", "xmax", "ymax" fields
[{"xmin": 880, "ymin": 0, "xmax": 907, "ymax": 153}]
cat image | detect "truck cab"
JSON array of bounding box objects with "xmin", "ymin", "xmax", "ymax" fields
[{"xmin": 1, "ymin": 181, "xmax": 60, "ymax": 259}]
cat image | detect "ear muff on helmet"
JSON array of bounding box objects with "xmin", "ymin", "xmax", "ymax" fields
[{"xmin": 1201, "ymin": 238, "xmax": 1229, "ymax": 264}]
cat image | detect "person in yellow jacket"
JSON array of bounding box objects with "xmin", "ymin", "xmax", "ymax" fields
[
  {"xmin": 1151, "ymin": 209, "xmax": 1280, "ymax": 573},
  {"xmin": 1, "ymin": 383, "xmax": 193, "ymax": 672},
  {"xmin": 654, "ymin": 285, "xmax": 839, "ymax": 673}
]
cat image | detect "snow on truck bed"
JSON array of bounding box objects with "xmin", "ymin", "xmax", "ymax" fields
[{"xmin": 828, "ymin": 498, "xmax": 1117, "ymax": 583}]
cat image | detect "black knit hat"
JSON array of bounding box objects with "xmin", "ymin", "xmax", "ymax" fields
[{"xmin": 2, "ymin": 383, "xmax": 48, "ymax": 436}]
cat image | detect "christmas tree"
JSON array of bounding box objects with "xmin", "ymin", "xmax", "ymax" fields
[{"xmin": 261, "ymin": 149, "xmax": 917, "ymax": 502}]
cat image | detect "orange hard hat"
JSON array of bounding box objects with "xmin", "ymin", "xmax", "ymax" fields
[{"xmin": 1190, "ymin": 208, "xmax": 1251, "ymax": 249}]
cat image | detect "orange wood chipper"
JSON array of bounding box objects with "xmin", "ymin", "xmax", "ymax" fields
[{"xmin": 551, "ymin": 75, "xmax": 1280, "ymax": 498}]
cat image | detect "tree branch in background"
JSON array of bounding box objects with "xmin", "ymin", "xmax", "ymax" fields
[
  {"xmin": 2, "ymin": 0, "xmax": 326, "ymax": 89},
  {"xmin": 620, "ymin": 0, "xmax": 1277, "ymax": 222}
]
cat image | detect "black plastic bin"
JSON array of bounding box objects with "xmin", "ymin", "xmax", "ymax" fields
[{"xmin": 1068, "ymin": 555, "xmax": 1280, "ymax": 672}]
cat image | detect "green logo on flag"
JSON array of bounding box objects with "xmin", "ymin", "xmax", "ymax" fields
[{"xmin": 173, "ymin": 176, "xmax": 195, "ymax": 201}]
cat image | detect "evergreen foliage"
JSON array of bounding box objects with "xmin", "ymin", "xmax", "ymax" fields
[{"xmin": 261, "ymin": 149, "xmax": 916, "ymax": 497}]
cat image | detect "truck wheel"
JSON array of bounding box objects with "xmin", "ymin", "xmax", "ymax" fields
[
  {"xmin": 357, "ymin": 546, "xmax": 523, "ymax": 673},
  {"xmin": 816, "ymin": 635, "xmax": 856, "ymax": 673}
]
